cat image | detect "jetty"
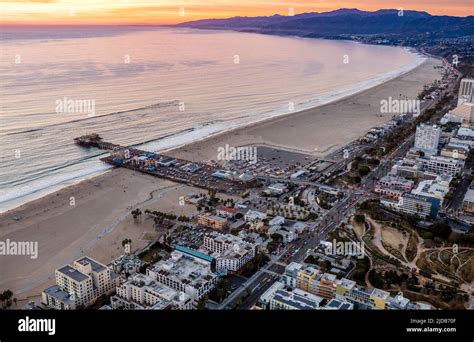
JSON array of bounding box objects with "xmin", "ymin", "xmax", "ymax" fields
[{"xmin": 74, "ymin": 134, "xmax": 257, "ymax": 193}]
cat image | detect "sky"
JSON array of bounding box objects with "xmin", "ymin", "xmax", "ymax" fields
[{"xmin": 1, "ymin": 0, "xmax": 473, "ymax": 25}]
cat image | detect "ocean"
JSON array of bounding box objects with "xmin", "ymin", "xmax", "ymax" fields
[{"xmin": 0, "ymin": 26, "xmax": 425, "ymax": 212}]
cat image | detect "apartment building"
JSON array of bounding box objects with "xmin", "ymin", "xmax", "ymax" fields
[
  {"xmin": 244, "ymin": 210, "xmax": 267, "ymax": 222},
  {"xmin": 42, "ymin": 256, "xmax": 117, "ymax": 310},
  {"xmin": 291, "ymin": 263, "xmax": 336, "ymax": 300},
  {"xmin": 374, "ymin": 187, "xmax": 405, "ymax": 199},
  {"xmin": 458, "ymin": 78, "xmax": 474, "ymax": 106},
  {"xmin": 419, "ymin": 155, "xmax": 464, "ymax": 177},
  {"xmin": 197, "ymin": 214, "xmax": 229, "ymax": 230},
  {"xmin": 216, "ymin": 206, "xmax": 238, "ymax": 218},
  {"xmin": 269, "ymin": 288, "xmax": 324, "ymax": 310},
  {"xmin": 411, "ymin": 175, "xmax": 451, "ymax": 204},
  {"xmin": 109, "ymin": 273, "xmax": 192, "ymax": 310},
  {"xmin": 414, "ymin": 124, "xmax": 441, "ymax": 155},
  {"xmin": 369, "ymin": 288, "xmax": 391, "ymax": 310},
  {"xmin": 463, "ymin": 188, "xmax": 474, "ymax": 214},
  {"xmin": 146, "ymin": 250, "xmax": 218, "ymax": 304},
  {"xmin": 203, "ymin": 232, "xmax": 257, "ymax": 273},
  {"xmin": 398, "ymin": 193, "xmax": 440, "ymax": 219},
  {"xmin": 376, "ymin": 175, "xmax": 414, "ymax": 191}
]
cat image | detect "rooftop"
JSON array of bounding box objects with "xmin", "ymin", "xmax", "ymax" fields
[
  {"xmin": 464, "ymin": 189, "xmax": 474, "ymax": 203},
  {"xmin": 43, "ymin": 285, "xmax": 75, "ymax": 305},
  {"xmin": 149, "ymin": 251, "xmax": 216, "ymax": 288},
  {"xmin": 57, "ymin": 265, "xmax": 90, "ymax": 283},
  {"xmin": 326, "ymin": 298, "xmax": 354, "ymax": 310},
  {"xmin": 336, "ymin": 278, "xmax": 356, "ymax": 291},
  {"xmin": 273, "ymin": 288, "xmax": 324, "ymax": 310},
  {"xmin": 370, "ymin": 288, "xmax": 390, "ymax": 300},
  {"xmin": 75, "ymin": 256, "xmax": 106, "ymax": 272}
]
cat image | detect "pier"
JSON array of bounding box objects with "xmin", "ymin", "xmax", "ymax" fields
[{"xmin": 74, "ymin": 134, "xmax": 257, "ymax": 193}]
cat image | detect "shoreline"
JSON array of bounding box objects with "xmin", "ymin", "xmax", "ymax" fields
[
  {"xmin": 0, "ymin": 55, "xmax": 443, "ymax": 299},
  {"xmin": 1, "ymin": 48, "xmax": 429, "ymax": 214}
]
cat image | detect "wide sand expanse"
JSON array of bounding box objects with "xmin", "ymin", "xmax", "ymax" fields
[
  {"xmin": 0, "ymin": 57, "xmax": 442, "ymax": 301},
  {"xmin": 171, "ymin": 58, "xmax": 441, "ymax": 161}
]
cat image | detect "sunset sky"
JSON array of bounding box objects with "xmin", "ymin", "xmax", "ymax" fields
[{"xmin": 1, "ymin": 0, "xmax": 473, "ymax": 25}]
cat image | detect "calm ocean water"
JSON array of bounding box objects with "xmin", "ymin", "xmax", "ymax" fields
[{"xmin": 0, "ymin": 26, "xmax": 424, "ymax": 212}]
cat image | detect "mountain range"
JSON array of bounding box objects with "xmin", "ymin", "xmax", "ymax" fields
[{"xmin": 177, "ymin": 8, "xmax": 474, "ymax": 39}]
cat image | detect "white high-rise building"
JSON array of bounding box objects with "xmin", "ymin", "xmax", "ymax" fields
[
  {"xmin": 42, "ymin": 256, "xmax": 118, "ymax": 310},
  {"xmin": 414, "ymin": 124, "xmax": 441, "ymax": 155},
  {"xmin": 458, "ymin": 78, "xmax": 474, "ymax": 106}
]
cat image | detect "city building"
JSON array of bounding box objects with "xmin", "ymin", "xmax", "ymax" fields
[
  {"xmin": 390, "ymin": 159, "xmax": 423, "ymax": 179},
  {"xmin": 325, "ymin": 298, "xmax": 354, "ymax": 310},
  {"xmin": 369, "ymin": 288, "xmax": 391, "ymax": 310},
  {"xmin": 266, "ymin": 183, "xmax": 288, "ymax": 195},
  {"xmin": 42, "ymin": 285, "xmax": 76, "ymax": 310},
  {"xmin": 418, "ymin": 155, "xmax": 464, "ymax": 176},
  {"xmin": 111, "ymin": 255, "xmax": 145, "ymax": 276},
  {"xmin": 109, "ymin": 273, "xmax": 192, "ymax": 310},
  {"xmin": 268, "ymin": 216, "xmax": 285, "ymax": 226},
  {"xmin": 414, "ymin": 124, "xmax": 441, "ymax": 155},
  {"xmin": 335, "ymin": 278, "xmax": 357, "ymax": 298},
  {"xmin": 397, "ymin": 193, "xmax": 440, "ymax": 219},
  {"xmin": 411, "ymin": 175, "xmax": 452, "ymax": 204},
  {"xmin": 290, "ymin": 263, "xmax": 336, "ymax": 300},
  {"xmin": 203, "ymin": 232, "xmax": 257, "ymax": 273},
  {"xmin": 440, "ymin": 143, "xmax": 469, "ymax": 160},
  {"xmin": 376, "ymin": 175, "xmax": 414, "ymax": 191},
  {"xmin": 259, "ymin": 281, "xmax": 285, "ymax": 307},
  {"xmin": 290, "ymin": 170, "xmax": 306, "ymax": 179},
  {"xmin": 269, "ymin": 288, "xmax": 324, "ymax": 310},
  {"xmin": 275, "ymin": 267, "xmax": 419, "ymax": 310},
  {"xmin": 457, "ymin": 78, "xmax": 474, "ymax": 106},
  {"xmin": 445, "ymin": 100, "xmax": 474, "ymax": 128},
  {"xmin": 244, "ymin": 210, "xmax": 267, "ymax": 222},
  {"xmin": 216, "ymin": 206, "xmax": 238, "ymax": 218},
  {"xmin": 272, "ymin": 227, "xmax": 297, "ymax": 243},
  {"xmin": 42, "ymin": 256, "xmax": 117, "ymax": 310},
  {"xmin": 463, "ymin": 188, "xmax": 474, "ymax": 214},
  {"xmin": 440, "ymin": 112, "xmax": 464, "ymax": 125},
  {"xmin": 147, "ymin": 250, "xmax": 218, "ymax": 304},
  {"xmin": 283, "ymin": 262, "xmax": 303, "ymax": 288},
  {"xmin": 374, "ymin": 187, "xmax": 405, "ymax": 199},
  {"xmin": 197, "ymin": 214, "xmax": 229, "ymax": 230}
]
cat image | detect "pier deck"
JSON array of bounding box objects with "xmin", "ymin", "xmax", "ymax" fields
[{"xmin": 75, "ymin": 134, "xmax": 257, "ymax": 193}]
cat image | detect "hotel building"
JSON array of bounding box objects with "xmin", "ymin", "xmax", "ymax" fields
[
  {"xmin": 203, "ymin": 232, "xmax": 257, "ymax": 273},
  {"xmin": 270, "ymin": 288, "xmax": 324, "ymax": 310},
  {"xmin": 146, "ymin": 250, "xmax": 218, "ymax": 304},
  {"xmin": 419, "ymin": 155, "xmax": 464, "ymax": 177},
  {"xmin": 293, "ymin": 264, "xmax": 336, "ymax": 300},
  {"xmin": 414, "ymin": 124, "xmax": 441, "ymax": 155},
  {"xmin": 109, "ymin": 273, "xmax": 192, "ymax": 310},
  {"xmin": 42, "ymin": 256, "xmax": 117, "ymax": 310},
  {"xmin": 458, "ymin": 78, "xmax": 474, "ymax": 106},
  {"xmin": 197, "ymin": 214, "xmax": 229, "ymax": 230}
]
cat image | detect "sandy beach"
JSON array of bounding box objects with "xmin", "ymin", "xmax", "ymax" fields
[{"xmin": 0, "ymin": 56, "xmax": 442, "ymax": 302}]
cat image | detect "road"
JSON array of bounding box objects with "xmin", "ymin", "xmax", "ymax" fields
[{"xmin": 219, "ymin": 72, "xmax": 460, "ymax": 309}]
